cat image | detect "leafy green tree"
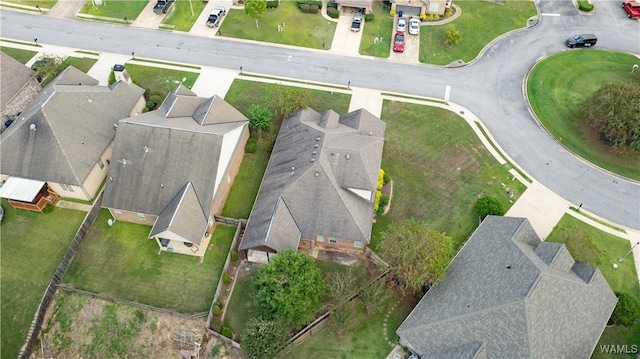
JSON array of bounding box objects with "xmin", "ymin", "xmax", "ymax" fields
[
  {"xmin": 248, "ymin": 103, "xmax": 272, "ymax": 131},
  {"xmin": 252, "ymin": 249, "xmax": 325, "ymax": 326},
  {"xmin": 31, "ymin": 55, "xmax": 65, "ymax": 85},
  {"xmin": 610, "ymin": 292, "xmax": 640, "ymax": 327},
  {"xmin": 474, "ymin": 196, "xmax": 505, "ymax": 219},
  {"xmin": 378, "ymin": 219, "xmax": 454, "ymax": 295},
  {"xmin": 583, "ymin": 82, "xmax": 640, "ymax": 151},
  {"xmin": 267, "ymin": 85, "xmax": 311, "ymax": 117},
  {"xmin": 445, "ymin": 24, "xmax": 461, "ymax": 45},
  {"xmin": 245, "ymin": 0, "xmax": 267, "ymax": 29},
  {"xmin": 242, "ymin": 318, "xmax": 289, "ymax": 359}
]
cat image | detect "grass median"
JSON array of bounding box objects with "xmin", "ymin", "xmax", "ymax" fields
[{"xmin": 79, "ymin": 0, "xmax": 148, "ymax": 21}]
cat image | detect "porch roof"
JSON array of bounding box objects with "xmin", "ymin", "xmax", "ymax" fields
[{"xmin": 0, "ymin": 177, "xmax": 45, "ymax": 202}]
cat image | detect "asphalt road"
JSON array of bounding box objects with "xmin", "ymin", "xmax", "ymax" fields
[{"xmin": 1, "ymin": 2, "xmax": 639, "ymax": 229}]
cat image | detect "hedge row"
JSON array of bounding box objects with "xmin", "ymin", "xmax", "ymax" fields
[
  {"xmin": 299, "ymin": 3, "xmax": 319, "ymax": 13},
  {"xmin": 267, "ymin": 0, "xmax": 278, "ymax": 8},
  {"xmin": 327, "ymin": 7, "xmax": 339, "ymax": 18},
  {"xmin": 296, "ymin": 0, "xmax": 322, "ymax": 8}
]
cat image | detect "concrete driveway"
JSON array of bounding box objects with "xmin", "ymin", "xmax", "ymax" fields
[
  {"xmin": 132, "ymin": 1, "xmax": 167, "ymax": 29},
  {"xmin": 328, "ymin": 10, "xmax": 364, "ymax": 56},
  {"xmin": 189, "ymin": 1, "xmax": 233, "ymax": 37},
  {"xmin": 388, "ymin": 16, "xmax": 419, "ymax": 64}
]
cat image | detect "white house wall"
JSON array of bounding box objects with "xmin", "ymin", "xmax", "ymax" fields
[{"xmin": 215, "ymin": 124, "xmax": 246, "ymax": 195}]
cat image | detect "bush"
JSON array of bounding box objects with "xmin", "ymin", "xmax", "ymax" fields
[
  {"xmin": 261, "ymin": 132, "xmax": 276, "ymax": 152},
  {"xmin": 245, "ymin": 134, "xmax": 258, "ymax": 153},
  {"xmin": 266, "ymin": 0, "xmax": 278, "ymax": 8},
  {"xmin": 383, "ymin": 170, "xmax": 391, "ymax": 184},
  {"xmin": 445, "ymin": 24, "xmax": 461, "ymax": 45},
  {"xmin": 212, "ymin": 305, "xmax": 222, "ymax": 316},
  {"xmin": 108, "ymin": 71, "xmax": 116, "ymax": 85},
  {"xmin": 610, "ymin": 292, "xmax": 640, "ymax": 326},
  {"xmin": 374, "ymin": 190, "xmax": 382, "ymax": 213},
  {"xmin": 474, "ymin": 196, "xmax": 505, "ymax": 219},
  {"xmin": 299, "ymin": 3, "xmax": 310, "ymax": 12},
  {"xmin": 221, "ymin": 327, "xmax": 233, "ymax": 338},
  {"xmin": 389, "ymin": 9, "xmax": 396, "ymax": 16},
  {"xmin": 223, "ymin": 272, "xmax": 232, "ymax": 285},
  {"xmin": 327, "ymin": 7, "xmax": 339, "ymax": 18},
  {"xmin": 327, "ymin": 1, "xmax": 337, "ymax": 8},
  {"xmin": 444, "ymin": 7, "xmax": 454, "ymax": 17},
  {"xmin": 149, "ymin": 94, "xmax": 163, "ymax": 105},
  {"xmin": 578, "ymin": 1, "xmax": 594, "ymax": 11},
  {"xmin": 419, "ymin": 13, "xmax": 427, "ymax": 21},
  {"xmin": 379, "ymin": 194, "xmax": 389, "ymax": 210},
  {"xmin": 146, "ymin": 100, "xmax": 155, "ymax": 110},
  {"xmin": 365, "ymin": 13, "xmax": 374, "ymax": 21},
  {"xmin": 426, "ymin": 14, "xmax": 440, "ymax": 21},
  {"xmin": 231, "ymin": 250, "xmax": 239, "ymax": 262},
  {"xmin": 296, "ymin": 0, "xmax": 322, "ymax": 8},
  {"xmin": 309, "ymin": 4, "xmax": 319, "ymax": 13}
]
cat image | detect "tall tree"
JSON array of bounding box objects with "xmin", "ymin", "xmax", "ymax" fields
[
  {"xmin": 245, "ymin": 0, "xmax": 267, "ymax": 29},
  {"xmin": 326, "ymin": 268, "xmax": 357, "ymax": 302},
  {"xmin": 266, "ymin": 85, "xmax": 311, "ymax": 117},
  {"xmin": 377, "ymin": 219, "xmax": 454, "ymax": 295},
  {"xmin": 242, "ymin": 318, "xmax": 289, "ymax": 359},
  {"xmin": 252, "ymin": 249, "xmax": 325, "ymax": 327}
]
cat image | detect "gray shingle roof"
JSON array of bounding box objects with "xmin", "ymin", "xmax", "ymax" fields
[
  {"xmin": 102, "ymin": 85, "xmax": 248, "ymax": 222},
  {"xmin": 1, "ymin": 52, "xmax": 37, "ymax": 109},
  {"xmin": 0, "ymin": 67, "xmax": 145, "ymax": 186},
  {"xmin": 239, "ymin": 108, "xmax": 385, "ymax": 251},
  {"xmin": 396, "ymin": 216, "xmax": 618, "ymax": 359}
]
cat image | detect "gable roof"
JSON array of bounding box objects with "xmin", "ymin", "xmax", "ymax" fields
[
  {"xmin": 0, "ymin": 66, "xmax": 145, "ymax": 186},
  {"xmin": 396, "ymin": 216, "xmax": 617, "ymax": 359},
  {"xmin": 239, "ymin": 108, "xmax": 385, "ymax": 251},
  {"xmin": 101, "ymin": 85, "xmax": 248, "ymax": 219},
  {"xmin": 1, "ymin": 52, "xmax": 37, "ymax": 110}
]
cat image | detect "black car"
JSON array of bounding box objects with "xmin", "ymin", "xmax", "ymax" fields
[
  {"xmin": 565, "ymin": 34, "xmax": 597, "ymax": 48},
  {"xmin": 113, "ymin": 64, "xmax": 125, "ymax": 72}
]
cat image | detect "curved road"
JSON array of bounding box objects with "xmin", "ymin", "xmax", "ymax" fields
[{"xmin": 1, "ymin": 1, "xmax": 639, "ymax": 229}]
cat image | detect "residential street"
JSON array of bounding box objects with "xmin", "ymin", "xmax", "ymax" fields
[{"xmin": 0, "ymin": 1, "xmax": 638, "ymax": 231}]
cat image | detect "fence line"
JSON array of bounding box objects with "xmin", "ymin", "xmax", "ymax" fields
[
  {"xmin": 204, "ymin": 328, "xmax": 242, "ymax": 349},
  {"xmin": 18, "ymin": 195, "xmax": 103, "ymax": 359},
  {"xmin": 56, "ymin": 285, "xmax": 207, "ymax": 319}
]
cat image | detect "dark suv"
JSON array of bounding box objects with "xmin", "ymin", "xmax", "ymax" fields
[{"xmin": 565, "ymin": 34, "xmax": 597, "ymax": 48}]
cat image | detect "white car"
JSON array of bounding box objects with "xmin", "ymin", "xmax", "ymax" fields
[
  {"xmin": 396, "ymin": 18, "xmax": 407, "ymax": 32},
  {"xmin": 409, "ymin": 18, "xmax": 420, "ymax": 35}
]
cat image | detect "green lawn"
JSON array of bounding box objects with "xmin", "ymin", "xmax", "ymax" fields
[
  {"xmin": 0, "ymin": 200, "xmax": 86, "ymax": 359},
  {"xmin": 527, "ymin": 50, "xmax": 640, "ymax": 180},
  {"xmin": 123, "ymin": 63, "xmax": 199, "ymax": 99},
  {"xmin": 63, "ymin": 209, "xmax": 234, "ymax": 313},
  {"xmin": 1, "ymin": 47, "xmax": 38, "ymax": 64},
  {"xmin": 1, "ymin": 0, "xmax": 57, "ymax": 8},
  {"xmin": 63, "ymin": 56, "xmax": 98, "ymax": 73},
  {"xmin": 419, "ymin": 0, "xmax": 535, "ymax": 65},
  {"xmin": 359, "ymin": 2, "xmax": 393, "ymax": 58},
  {"xmin": 161, "ymin": 0, "xmax": 206, "ymax": 31},
  {"xmin": 220, "ymin": 1, "xmax": 336, "ymax": 49},
  {"xmin": 372, "ymin": 100, "xmax": 526, "ymax": 249},
  {"xmin": 220, "ymin": 79, "xmax": 351, "ymax": 218},
  {"xmin": 79, "ymin": 0, "xmax": 149, "ymax": 21},
  {"xmin": 546, "ymin": 215, "xmax": 640, "ymax": 358}
]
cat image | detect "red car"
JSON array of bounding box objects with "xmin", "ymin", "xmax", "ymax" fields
[
  {"xmin": 393, "ymin": 32, "xmax": 405, "ymax": 53},
  {"xmin": 622, "ymin": 0, "xmax": 640, "ymax": 18}
]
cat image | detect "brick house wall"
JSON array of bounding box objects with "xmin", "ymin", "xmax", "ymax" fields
[{"xmin": 209, "ymin": 126, "xmax": 249, "ymax": 217}]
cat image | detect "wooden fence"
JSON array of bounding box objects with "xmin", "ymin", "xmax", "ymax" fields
[{"xmin": 18, "ymin": 195, "xmax": 103, "ymax": 359}]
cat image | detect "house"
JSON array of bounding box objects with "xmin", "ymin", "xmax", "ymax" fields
[
  {"xmin": 396, "ymin": 216, "xmax": 617, "ymax": 359},
  {"xmin": 101, "ymin": 85, "xmax": 249, "ymax": 257},
  {"xmin": 0, "ymin": 66, "xmax": 146, "ymax": 209},
  {"xmin": 393, "ymin": 0, "xmax": 452, "ymax": 16},
  {"xmin": 239, "ymin": 108, "xmax": 386, "ymax": 263},
  {"xmin": 1, "ymin": 52, "xmax": 41, "ymax": 129}
]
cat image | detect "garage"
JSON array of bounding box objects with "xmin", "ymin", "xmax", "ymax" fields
[{"xmin": 395, "ymin": 5, "xmax": 421, "ymax": 17}]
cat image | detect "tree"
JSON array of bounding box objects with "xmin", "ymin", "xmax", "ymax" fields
[
  {"xmin": 242, "ymin": 318, "xmax": 289, "ymax": 359},
  {"xmin": 327, "ymin": 301, "xmax": 355, "ymax": 337},
  {"xmin": 245, "ymin": 0, "xmax": 267, "ymax": 29},
  {"xmin": 445, "ymin": 24, "xmax": 461, "ymax": 45},
  {"xmin": 358, "ymin": 281, "xmax": 390, "ymax": 316},
  {"xmin": 610, "ymin": 292, "xmax": 640, "ymax": 327},
  {"xmin": 252, "ymin": 249, "xmax": 325, "ymax": 327},
  {"xmin": 248, "ymin": 103, "xmax": 272, "ymax": 131},
  {"xmin": 266, "ymin": 85, "xmax": 311, "ymax": 117},
  {"xmin": 583, "ymin": 82, "xmax": 640, "ymax": 152},
  {"xmin": 327, "ymin": 268, "xmax": 357, "ymax": 302},
  {"xmin": 474, "ymin": 196, "xmax": 505, "ymax": 219},
  {"xmin": 31, "ymin": 55, "xmax": 65, "ymax": 84},
  {"xmin": 377, "ymin": 219, "xmax": 454, "ymax": 295}
]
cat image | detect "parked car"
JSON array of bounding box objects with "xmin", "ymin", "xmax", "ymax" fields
[
  {"xmin": 396, "ymin": 18, "xmax": 407, "ymax": 32},
  {"xmin": 409, "ymin": 18, "xmax": 420, "ymax": 35},
  {"xmin": 113, "ymin": 64, "xmax": 125, "ymax": 72},
  {"xmin": 153, "ymin": 0, "xmax": 173, "ymax": 14},
  {"xmin": 206, "ymin": 6, "xmax": 226, "ymax": 27},
  {"xmin": 393, "ymin": 32, "xmax": 405, "ymax": 52},
  {"xmin": 622, "ymin": 0, "xmax": 640, "ymax": 18},
  {"xmin": 351, "ymin": 15, "xmax": 363, "ymax": 32},
  {"xmin": 565, "ymin": 34, "xmax": 597, "ymax": 48}
]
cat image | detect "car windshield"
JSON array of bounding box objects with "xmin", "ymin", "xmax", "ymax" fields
[
  {"xmin": 395, "ymin": 34, "xmax": 404, "ymax": 44},
  {"xmin": 574, "ymin": 35, "xmax": 582, "ymax": 41}
]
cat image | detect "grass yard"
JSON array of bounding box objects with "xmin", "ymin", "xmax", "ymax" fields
[
  {"xmin": 123, "ymin": 63, "xmax": 199, "ymax": 98},
  {"xmin": 220, "ymin": 79, "xmax": 351, "ymax": 218},
  {"xmin": 1, "ymin": 46, "xmax": 38, "ymax": 64},
  {"xmin": 419, "ymin": 0, "xmax": 535, "ymax": 65},
  {"xmin": 63, "ymin": 56, "xmax": 98, "ymax": 73},
  {"xmin": 359, "ymin": 2, "xmax": 394, "ymax": 58},
  {"xmin": 546, "ymin": 214, "xmax": 640, "ymax": 358},
  {"xmin": 161, "ymin": 0, "xmax": 206, "ymax": 31},
  {"xmin": 0, "ymin": 200, "xmax": 86, "ymax": 359},
  {"xmin": 220, "ymin": 1, "xmax": 336, "ymax": 49},
  {"xmin": 282, "ymin": 290, "xmax": 415, "ymax": 359},
  {"xmin": 1, "ymin": 0, "xmax": 57, "ymax": 8},
  {"xmin": 63, "ymin": 209, "xmax": 234, "ymax": 313},
  {"xmin": 372, "ymin": 100, "xmax": 525, "ymax": 249},
  {"xmin": 527, "ymin": 50, "xmax": 640, "ymax": 180},
  {"xmin": 79, "ymin": 0, "xmax": 148, "ymax": 20}
]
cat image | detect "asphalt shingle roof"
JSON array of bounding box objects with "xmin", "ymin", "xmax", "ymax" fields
[
  {"xmin": 239, "ymin": 108, "xmax": 385, "ymax": 251},
  {"xmin": 396, "ymin": 216, "xmax": 617, "ymax": 359}
]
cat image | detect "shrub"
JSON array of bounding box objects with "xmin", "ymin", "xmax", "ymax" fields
[
  {"xmin": 365, "ymin": 13, "xmax": 374, "ymax": 21},
  {"xmin": 374, "ymin": 190, "xmax": 382, "ymax": 213},
  {"xmin": 231, "ymin": 250, "xmax": 239, "ymax": 262},
  {"xmin": 299, "ymin": 3, "xmax": 310, "ymax": 13},
  {"xmin": 578, "ymin": 1, "xmax": 594, "ymax": 11},
  {"xmin": 445, "ymin": 24, "xmax": 461, "ymax": 45},
  {"xmin": 296, "ymin": 0, "xmax": 322, "ymax": 8},
  {"xmin": 379, "ymin": 194, "xmax": 389, "ymax": 210},
  {"xmin": 419, "ymin": 13, "xmax": 427, "ymax": 21},
  {"xmin": 149, "ymin": 94, "xmax": 163, "ymax": 105},
  {"xmin": 245, "ymin": 135, "xmax": 258, "ymax": 153},
  {"xmin": 146, "ymin": 100, "xmax": 155, "ymax": 109},
  {"xmin": 444, "ymin": 7, "xmax": 454, "ymax": 17},
  {"xmin": 474, "ymin": 196, "xmax": 505, "ymax": 219},
  {"xmin": 309, "ymin": 4, "xmax": 319, "ymax": 13},
  {"xmin": 261, "ymin": 132, "xmax": 276, "ymax": 152},
  {"xmin": 377, "ymin": 169, "xmax": 385, "ymax": 190},
  {"xmin": 248, "ymin": 103, "xmax": 272, "ymax": 131},
  {"xmin": 327, "ymin": 1, "xmax": 337, "ymax": 8},
  {"xmin": 610, "ymin": 292, "xmax": 640, "ymax": 326},
  {"xmin": 212, "ymin": 305, "xmax": 222, "ymax": 316},
  {"xmin": 221, "ymin": 327, "xmax": 233, "ymax": 338},
  {"xmin": 426, "ymin": 14, "xmax": 440, "ymax": 21},
  {"xmin": 108, "ymin": 71, "xmax": 116, "ymax": 85},
  {"xmin": 383, "ymin": 170, "xmax": 391, "ymax": 184},
  {"xmin": 142, "ymin": 107, "xmax": 150, "ymax": 113},
  {"xmin": 223, "ymin": 272, "xmax": 232, "ymax": 285},
  {"xmin": 327, "ymin": 7, "xmax": 339, "ymax": 18},
  {"xmin": 266, "ymin": 0, "xmax": 278, "ymax": 8},
  {"xmin": 389, "ymin": 9, "xmax": 396, "ymax": 16}
]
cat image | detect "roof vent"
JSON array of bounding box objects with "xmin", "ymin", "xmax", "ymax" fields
[
  {"xmin": 345, "ymin": 154, "xmax": 351, "ymax": 160},
  {"xmin": 109, "ymin": 176, "xmax": 113, "ymax": 181},
  {"xmin": 81, "ymin": 141, "xmax": 85, "ymax": 145},
  {"xmin": 315, "ymin": 137, "xmax": 320, "ymax": 141},
  {"xmin": 312, "ymin": 151, "xmax": 317, "ymax": 155},
  {"xmin": 291, "ymin": 166, "xmax": 295, "ymax": 171},
  {"xmin": 314, "ymin": 144, "xmax": 319, "ymax": 148},
  {"xmin": 160, "ymin": 182, "xmax": 164, "ymax": 188},
  {"xmin": 369, "ymin": 131, "xmax": 373, "ymax": 136},
  {"xmin": 29, "ymin": 124, "xmax": 36, "ymax": 131},
  {"xmin": 314, "ymin": 172, "xmax": 319, "ymax": 177},
  {"xmin": 310, "ymin": 158, "xmax": 315, "ymax": 162},
  {"xmin": 113, "ymin": 124, "xmax": 118, "ymax": 129},
  {"xmin": 144, "ymin": 145, "xmax": 150, "ymax": 153}
]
